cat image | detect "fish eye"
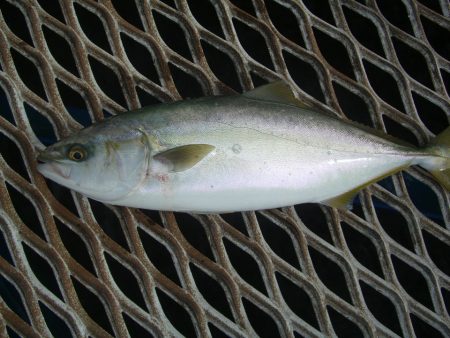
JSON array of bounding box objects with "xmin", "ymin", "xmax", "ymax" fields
[{"xmin": 68, "ymin": 145, "xmax": 87, "ymax": 161}]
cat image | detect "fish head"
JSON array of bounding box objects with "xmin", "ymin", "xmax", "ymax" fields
[{"xmin": 37, "ymin": 122, "xmax": 150, "ymax": 202}]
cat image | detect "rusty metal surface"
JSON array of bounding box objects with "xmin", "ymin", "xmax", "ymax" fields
[{"xmin": 0, "ymin": 0, "xmax": 449, "ymax": 337}]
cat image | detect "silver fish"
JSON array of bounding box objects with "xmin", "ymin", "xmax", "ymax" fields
[{"xmin": 37, "ymin": 82, "xmax": 450, "ymax": 213}]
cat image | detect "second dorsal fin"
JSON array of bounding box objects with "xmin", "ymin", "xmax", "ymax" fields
[{"xmin": 243, "ymin": 81, "xmax": 312, "ymax": 109}]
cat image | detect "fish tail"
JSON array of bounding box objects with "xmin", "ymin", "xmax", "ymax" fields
[{"xmin": 420, "ymin": 126, "xmax": 450, "ymax": 190}]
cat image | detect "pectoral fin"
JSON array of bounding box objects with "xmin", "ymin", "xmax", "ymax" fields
[{"xmin": 153, "ymin": 144, "xmax": 215, "ymax": 172}]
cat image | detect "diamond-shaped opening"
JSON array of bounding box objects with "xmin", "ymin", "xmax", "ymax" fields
[
  {"xmin": 350, "ymin": 195, "xmax": 366, "ymax": 220},
  {"xmin": 283, "ymin": 51, "xmax": 326, "ymax": 103},
  {"xmin": 233, "ymin": 18, "xmax": 274, "ymax": 70},
  {"xmin": 71, "ymin": 277, "xmax": 114, "ymax": 335},
  {"xmin": 56, "ymin": 79, "xmax": 91, "ymax": 127},
  {"xmin": 11, "ymin": 49, "xmax": 47, "ymax": 101},
  {"xmin": 363, "ymin": 59, "xmax": 405, "ymax": 113},
  {"xmin": 6, "ymin": 182, "xmax": 45, "ymax": 240},
  {"xmin": 111, "ymin": 0, "xmax": 143, "ymax": 30},
  {"xmin": 392, "ymin": 37, "xmax": 434, "ymax": 89},
  {"xmin": 327, "ymin": 306, "xmax": 366, "ymax": 337},
  {"xmin": 229, "ymin": 0, "xmax": 256, "ymax": 16},
  {"xmin": 372, "ymin": 196, "xmax": 415, "ymax": 251},
  {"xmin": 120, "ymin": 33, "xmax": 160, "ymax": 84},
  {"xmin": 295, "ymin": 204, "xmax": 333, "ymax": 244},
  {"xmin": 256, "ymin": 213, "xmax": 300, "ymax": 270},
  {"xmin": 313, "ymin": 28, "xmax": 355, "ymax": 80},
  {"xmin": 416, "ymin": 0, "xmax": 443, "ymax": 14},
  {"xmin": 302, "ymin": 0, "xmax": 335, "ymax": 25},
  {"xmin": 44, "ymin": 179, "xmax": 78, "ymax": 216},
  {"xmin": 200, "ymin": 40, "xmax": 242, "ymax": 92},
  {"xmin": 208, "ymin": 323, "xmax": 229, "ymax": 337},
  {"xmin": 242, "ymin": 297, "xmax": 282, "ymax": 337},
  {"xmin": 138, "ymin": 228, "xmax": 182, "ymax": 286},
  {"xmin": 88, "ymin": 56, "xmax": 127, "ymax": 108},
  {"xmin": 332, "ymin": 81, "xmax": 374, "ymax": 127},
  {"xmin": 411, "ymin": 313, "xmax": 445, "ymax": 338},
  {"xmin": 39, "ymin": 301, "xmax": 73, "ymax": 338},
  {"xmin": 190, "ymin": 263, "xmax": 234, "ymax": 321},
  {"xmin": 422, "ymin": 230, "xmax": 450, "ymax": 276},
  {"xmin": 294, "ymin": 330, "xmax": 307, "ymax": 338},
  {"xmin": 0, "ymin": 274, "xmax": 30, "ymax": 324},
  {"xmin": 140, "ymin": 209, "xmax": 164, "ymax": 228},
  {"xmin": 341, "ymin": 222, "xmax": 384, "ymax": 278},
  {"xmin": 342, "ymin": 6, "xmax": 385, "ymax": 57},
  {"xmin": 136, "ymin": 86, "xmax": 162, "ymax": 106},
  {"xmin": 0, "ymin": 229, "xmax": 14, "ymax": 265},
  {"xmin": 22, "ymin": 243, "xmax": 63, "ymax": 300},
  {"xmin": 421, "ymin": 15, "xmax": 450, "ymax": 60},
  {"xmin": 375, "ymin": 0, "xmax": 414, "ymax": 35},
  {"xmin": 441, "ymin": 68, "xmax": 450, "ymax": 96},
  {"xmin": 169, "ymin": 63, "xmax": 204, "ymax": 98},
  {"xmin": 441, "ymin": 287, "xmax": 450, "ymax": 315},
  {"xmin": 175, "ymin": 213, "xmax": 215, "ymax": 261},
  {"xmin": 6, "ymin": 327, "xmax": 21, "ymax": 338},
  {"xmin": 412, "ymin": 92, "xmax": 448, "ymax": 134},
  {"xmin": 265, "ymin": 0, "xmax": 305, "ymax": 48},
  {"xmin": 42, "ymin": 26, "xmax": 79, "ymax": 77},
  {"xmin": 0, "ymin": 132, "xmax": 30, "ymax": 181},
  {"xmin": 223, "ymin": 237, "xmax": 267, "ymax": 295},
  {"xmin": 159, "ymin": 0, "xmax": 176, "ymax": 8},
  {"xmin": 152, "ymin": 10, "xmax": 193, "ymax": 61},
  {"xmin": 89, "ymin": 199, "xmax": 130, "ymax": 251},
  {"xmin": 54, "ymin": 217, "xmax": 96, "ymax": 276},
  {"xmin": 308, "ymin": 246, "xmax": 353, "ymax": 304},
  {"xmin": 37, "ymin": 0, "xmax": 65, "ymax": 23},
  {"xmin": 402, "ymin": 171, "xmax": 445, "ymax": 227},
  {"xmin": 0, "ymin": 85, "xmax": 15, "ymax": 124},
  {"xmin": 74, "ymin": 3, "xmax": 112, "ymax": 53},
  {"xmin": 377, "ymin": 176, "xmax": 397, "ymax": 194},
  {"xmin": 275, "ymin": 272, "xmax": 320, "ymax": 330},
  {"xmin": 382, "ymin": 114, "xmax": 419, "ymax": 146},
  {"xmin": 156, "ymin": 288, "xmax": 197, "ymax": 337},
  {"xmin": 391, "ymin": 255, "xmax": 434, "ymax": 310},
  {"xmin": 250, "ymin": 71, "xmax": 270, "ymax": 87},
  {"xmin": 187, "ymin": 0, "xmax": 224, "ymax": 38},
  {"xmin": 220, "ymin": 212, "xmax": 249, "ymax": 236},
  {"xmin": 104, "ymin": 252, "xmax": 148, "ymax": 311},
  {"xmin": 24, "ymin": 103, "xmax": 57, "ymax": 146},
  {"xmin": 0, "ymin": 1, "xmax": 34, "ymax": 46},
  {"xmin": 360, "ymin": 280, "xmax": 403, "ymax": 335},
  {"xmin": 122, "ymin": 312, "xmax": 155, "ymax": 338}
]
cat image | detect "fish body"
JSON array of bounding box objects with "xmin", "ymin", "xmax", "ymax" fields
[{"xmin": 37, "ymin": 82, "xmax": 450, "ymax": 213}]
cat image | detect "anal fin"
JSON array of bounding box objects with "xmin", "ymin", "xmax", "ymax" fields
[
  {"xmin": 321, "ymin": 165, "xmax": 409, "ymax": 210},
  {"xmin": 323, "ymin": 188, "xmax": 359, "ymax": 210}
]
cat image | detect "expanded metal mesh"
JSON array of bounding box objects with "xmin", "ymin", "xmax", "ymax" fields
[{"xmin": 0, "ymin": 0, "xmax": 449, "ymax": 337}]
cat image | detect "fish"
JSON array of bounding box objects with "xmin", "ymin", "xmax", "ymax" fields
[{"xmin": 37, "ymin": 82, "xmax": 450, "ymax": 213}]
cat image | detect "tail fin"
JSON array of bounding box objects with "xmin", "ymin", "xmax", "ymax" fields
[{"xmin": 421, "ymin": 126, "xmax": 450, "ymax": 190}]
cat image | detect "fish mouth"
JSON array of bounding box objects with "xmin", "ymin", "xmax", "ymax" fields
[
  {"xmin": 37, "ymin": 150, "xmax": 62, "ymax": 163},
  {"xmin": 37, "ymin": 150, "xmax": 71, "ymax": 180}
]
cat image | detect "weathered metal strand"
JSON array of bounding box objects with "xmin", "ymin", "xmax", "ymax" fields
[{"xmin": 0, "ymin": 0, "xmax": 449, "ymax": 337}]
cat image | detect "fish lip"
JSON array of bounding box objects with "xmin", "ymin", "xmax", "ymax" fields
[
  {"xmin": 37, "ymin": 161, "xmax": 72, "ymax": 179},
  {"xmin": 37, "ymin": 150, "xmax": 63, "ymax": 163}
]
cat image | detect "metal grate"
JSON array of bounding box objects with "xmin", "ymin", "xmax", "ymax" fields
[{"xmin": 0, "ymin": 0, "xmax": 449, "ymax": 337}]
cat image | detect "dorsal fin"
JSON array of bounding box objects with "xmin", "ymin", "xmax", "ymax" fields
[{"xmin": 243, "ymin": 81, "xmax": 313, "ymax": 109}]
